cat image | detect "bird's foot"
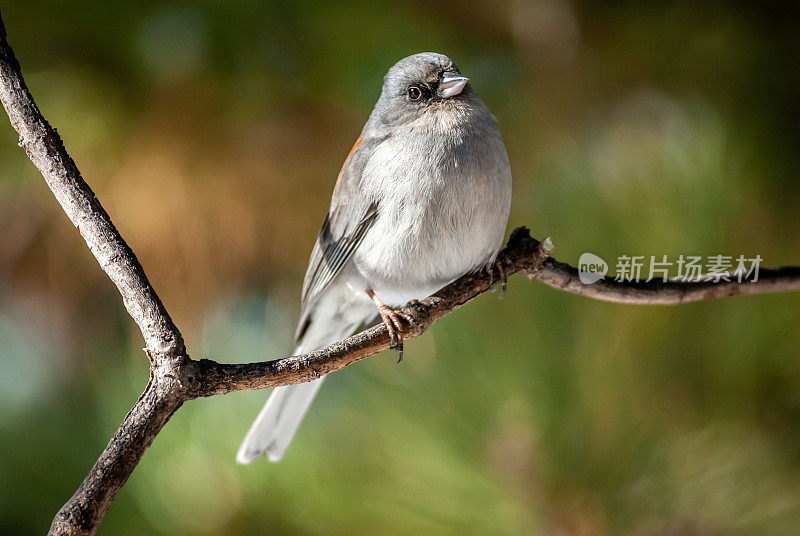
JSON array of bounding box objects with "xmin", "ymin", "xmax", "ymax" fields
[
  {"xmin": 366, "ymin": 289, "xmax": 416, "ymax": 362},
  {"xmin": 376, "ymin": 305, "xmax": 416, "ymax": 362},
  {"xmin": 486, "ymin": 254, "xmax": 514, "ymax": 299}
]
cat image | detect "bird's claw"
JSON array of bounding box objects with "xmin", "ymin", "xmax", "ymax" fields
[
  {"xmin": 396, "ymin": 308, "xmax": 418, "ymax": 333},
  {"xmin": 368, "ymin": 290, "xmax": 423, "ymax": 363},
  {"xmin": 377, "ymin": 305, "xmax": 411, "ymax": 362},
  {"xmin": 486, "ymin": 254, "xmax": 514, "ymax": 299}
]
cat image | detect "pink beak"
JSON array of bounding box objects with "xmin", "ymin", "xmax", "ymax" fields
[{"xmin": 440, "ymin": 72, "xmax": 469, "ymax": 98}]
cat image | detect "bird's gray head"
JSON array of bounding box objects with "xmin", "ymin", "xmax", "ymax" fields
[{"xmin": 365, "ymin": 52, "xmax": 481, "ymax": 134}]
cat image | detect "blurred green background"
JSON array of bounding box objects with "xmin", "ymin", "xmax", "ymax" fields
[{"xmin": 1, "ymin": 1, "xmax": 799, "ymax": 535}]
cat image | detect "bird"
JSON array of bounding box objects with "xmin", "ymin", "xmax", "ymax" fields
[{"xmin": 236, "ymin": 52, "xmax": 512, "ymax": 464}]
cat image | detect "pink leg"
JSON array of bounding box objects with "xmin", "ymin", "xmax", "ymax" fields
[{"xmin": 366, "ymin": 288, "xmax": 415, "ymax": 361}]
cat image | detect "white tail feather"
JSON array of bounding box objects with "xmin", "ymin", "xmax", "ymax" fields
[
  {"xmin": 237, "ymin": 274, "xmax": 377, "ymax": 464},
  {"xmin": 236, "ymin": 377, "xmax": 325, "ymax": 464}
]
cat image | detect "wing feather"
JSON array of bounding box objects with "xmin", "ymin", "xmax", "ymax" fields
[{"xmin": 294, "ymin": 135, "xmax": 384, "ymax": 343}]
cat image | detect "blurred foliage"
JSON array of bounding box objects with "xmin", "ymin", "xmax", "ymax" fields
[{"xmin": 1, "ymin": 1, "xmax": 799, "ymax": 535}]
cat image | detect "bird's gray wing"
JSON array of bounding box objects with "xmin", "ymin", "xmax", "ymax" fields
[{"xmin": 294, "ymin": 134, "xmax": 385, "ymax": 343}]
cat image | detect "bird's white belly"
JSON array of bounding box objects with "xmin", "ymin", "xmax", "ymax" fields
[{"xmin": 352, "ymin": 132, "xmax": 511, "ymax": 306}]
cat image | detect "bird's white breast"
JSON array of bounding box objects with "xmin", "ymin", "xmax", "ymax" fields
[{"xmin": 353, "ymin": 117, "xmax": 512, "ymax": 306}]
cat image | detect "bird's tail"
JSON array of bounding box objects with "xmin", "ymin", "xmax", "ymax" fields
[
  {"xmin": 236, "ymin": 376, "xmax": 325, "ymax": 464},
  {"xmin": 236, "ymin": 291, "xmax": 375, "ymax": 464}
]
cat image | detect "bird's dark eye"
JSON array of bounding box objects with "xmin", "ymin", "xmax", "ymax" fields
[{"xmin": 407, "ymin": 86, "xmax": 423, "ymax": 101}]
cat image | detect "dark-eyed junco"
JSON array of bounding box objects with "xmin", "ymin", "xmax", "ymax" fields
[{"xmin": 237, "ymin": 52, "xmax": 512, "ymax": 463}]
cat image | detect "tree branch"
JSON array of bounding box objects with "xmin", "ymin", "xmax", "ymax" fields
[
  {"xmin": 1, "ymin": 10, "xmax": 798, "ymax": 536},
  {"xmin": 48, "ymin": 363, "xmax": 185, "ymax": 536},
  {"xmin": 0, "ymin": 11, "xmax": 188, "ymax": 536},
  {"xmin": 187, "ymin": 227, "xmax": 800, "ymax": 398},
  {"xmin": 0, "ymin": 12, "xmax": 183, "ymax": 359}
]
